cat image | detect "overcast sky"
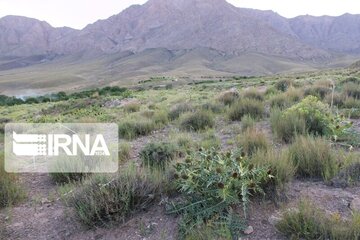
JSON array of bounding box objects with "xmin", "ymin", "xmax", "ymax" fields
[{"xmin": 0, "ymin": 0, "xmax": 360, "ymax": 29}]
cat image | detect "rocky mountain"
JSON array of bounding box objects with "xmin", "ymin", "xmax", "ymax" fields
[
  {"xmin": 0, "ymin": 15, "xmax": 76, "ymax": 56},
  {"xmin": 0, "ymin": 0, "xmax": 360, "ymax": 64}
]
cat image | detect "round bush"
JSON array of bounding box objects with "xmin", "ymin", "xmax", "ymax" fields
[
  {"xmin": 180, "ymin": 110, "xmax": 214, "ymax": 131},
  {"xmin": 140, "ymin": 142, "xmax": 178, "ymax": 170},
  {"xmin": 228, "ymin": 99, "xmax": 264, "ymax": 121}
]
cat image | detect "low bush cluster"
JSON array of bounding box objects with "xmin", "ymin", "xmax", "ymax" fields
[
  {"xmin": 270, "ymin": 107, "xmax": 306, "ymax": 143},
  {"xmin": 237, "ymin": 128, "xmax": 269, "ymax": 156},
  {"xmin": 289, "ymin": 136, "xmax": 338, "ymax": 181},
  {"xmin": 228, "ymin": 98, "xmax": 264, "ymax": 121},
  {"xmin": 168, "ymin": 103, "xmax": 193, "ymax": 120},
  {"xmin": 118, "ymin": 119, "xmax": 157, "ymax": 140},
  {"xmin": 140, "ymin": 142, "xmax": 178, "ymax": 170},
  {"xmin": 0, "ymin": 153, "xmax": 24, "ymax": 208},
  {"xmin": 217, "ymin": 88, "xmax": 240, "ymax": 106},
  {"xmin": 276, "ymin": 199, "xmax": 360, "ymax": 240},
  {"xmin": 67, "ymin": 168, "xmax": 163, "ymax": 227},
  {"xmin": 180, "ymin": 110, "xmax": 214, "ymax": 131}
]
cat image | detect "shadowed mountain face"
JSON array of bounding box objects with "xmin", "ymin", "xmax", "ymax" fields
[{"xmin": 0, "ymin": 0, "xmax": 360, "ymax": 87}]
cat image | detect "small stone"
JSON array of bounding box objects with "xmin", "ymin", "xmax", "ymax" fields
[
  {"xmin": 268, "ymin": 215, "xmax": 282, "ymax": 226},
  {"xmin": 350, "ymin": 198, "xmax": 360, "ymax": 212},
  {"xmin": 41, "ymin": 197, "xmax": 51, "ymax": 204},
  {"xmin": 244, "ymin": 225, "xmax": 254, "ymax": 235}
]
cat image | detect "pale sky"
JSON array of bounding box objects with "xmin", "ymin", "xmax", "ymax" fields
[{"xmin": 0, "ymin": 0, "xmax": 360, "ymax": 29}]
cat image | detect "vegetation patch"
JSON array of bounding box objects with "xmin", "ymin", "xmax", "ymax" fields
[
  {"xmin": 276, "ymin": 199, "xmax": 360, "ymax": 240},
  {"xmin": 289, "ymin": 135, "xmax": 338, "ymax": 181},
  {"xmin": 0, "ymin": 152, "xmax": 25, "ymax": 208},
  {"xmin": 228, "ymin": 98, "xmax": 264, "ymax": 121},
  {"xmin": 169, "ymin": 148, "xmax": 270, "ymax": 239},
  {"xmin": 180, "ymin": 110, "xmax": 214, "ymax": 131},
  {"xmin": 140, "ymin": 142, "xmax": 178, "ymax": 170},
  {"xmin": 237, "ymin": 128, "xmax": 269, "ymax": 156}
]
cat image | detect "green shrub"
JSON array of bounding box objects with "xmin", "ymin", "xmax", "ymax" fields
[
  {"xmin": 123, "ymin": 101, "xmax": 141, "ymax": 113},
  {"xmin": 276, "ymin": 199, "xmax": 327, "ymax": 239},
  {"xmin": 343, "ymin": 97, "xmax": 360, "ymax": 108},
  {"xmin": 343, "ymin": 82, "xmax": 360, "ymax": 99},
  {"xmin": 152, "ymin": 109, "xmax": 169, "ymax": 125},
  {"xmin": 140, "ymin": 142, "xmax": 178, "ymax": 170},
  {"xmin": 228, "ymin": 99, "xmax": 264, "ymax": 121},
  {"xmin": 180, "ymin": 110, "xmax": 214, "ymax": 131},
  {"xmin": 289, "ymin": 136, "xmax": 338, "ymax": 181},
  {"xmin": 325, "ymin": 92, "xmax": 345, "ymax": 108},
  {"xmin": 169, "ymin": 103, "xmax": 193, "ymax": 120},
  {"xmin": 276, "ymin": 199, "xmax": 360, "ymax": 240},
  {"xmin": 275, "ymin": 79, "xmax": 294, "ymax": 92},
  {"xmin": 330, "ymin": 152, "xmax": 360, "ymax": 187},
  {"xmin": 251, "ymin": 149, "xmax": 295, "ymax": 194},
  {"xmin": 304, "ymin": 85, "xmax": 331, "ymax": 99},
  {"xmin": 170, "ymin": 148, "xmax": 270, "ymax": 239},
  {"xmin": 241, "ymin": 114, "xmax": 255, "ymax": 131},
  {"xmin": 285, "ymin": 96, "xmax": 331, "ymax": 136},
  {"xmin": 270, "ymin": 88, "xmax": 303, "ymax": 109},
  {"xmin": 341, "ymin": 76, "xmax": 360, "ymax": 85},
  {"xmin": 118, "ymin": 119, "xmax": 156, "ymax": 140},
  {"xmin": 270, "ymin": 88, "xmax": 302, "ymax": 108},
  {"xmin": 217, "ymin": 89, "xmax": 240, "ymax": 105},
  {"xmin": 49, "ymin": 158, "xmax": 88, "ymax": 184},
  {"xmin": 265, "ymin": 86, "xmax": 280, "ymax": 96},
  {"xmin": 0, "ymin": 153, "xmax": 25, "ymax": 208},
  {"xmin": 199, "ymin": 129, "xmax": 221, "ymax": 149},
  {"xmin": 119, "ymin": 142, "xmax": 131, "ymax": 162},
  {"xmin": 171, "ymin": 132, "xmax": 194, "ymax": 151},
  {"xmin": 270, "ymin": 108, "xmax": 306, "ymax": 143},
  {"xmin": 237, "ymin": 128, "xmax": 269, "ymax": 156},
  {"xmin": 67, "ymin": 167, "xmax": 162, "ymax": 227},
  {"xmin": 201, "ymin": 102, "xmax": 224, "ymax": 114},
  {"xmin": 243, "ymin": 88, "xmax": 264, "ymax": 101}
]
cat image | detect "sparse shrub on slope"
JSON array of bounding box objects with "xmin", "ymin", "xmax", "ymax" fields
[
  {"xmin": 289, "ymin": 135, "xmax": 338, "ymax": 181},
  {"xmin": 270, "ymin": 88, "xmax": 303, "ymax": 109},
  {"xmin": 270, "ymin": 107, "xmax": 306, "ymax": 143},
  {"xmin": 67, "ymin": 167, "xmax": 163, "ymax": 227},
  {"xmin": 140, "ymin": 142, "xmax": 178, "ymax": 170},
  {"xmin": 276, "ymin": 199, "xmax": 360, "ymax": 240},
  {"xmin": 169, "ymin": 103, "xmax": 193, "ymax": 120},
  {"xmin": 304, "ymin": 81, "xmax": 333, "ymax": 100},
  {"xmin": 343, "ymin": 82, "xmax": 360, "ymax": 99},
  {"xmin": 123, "ymin": 101, "xmax": 141, "ymax": 113},
  {"xmin": 0, "ymin": 153, "xmax": 24, "ymax": 208},
  {"xmin": 251, "ymin": 149, "xmax": 295, "ymax": 196},
  {"xmin": 237, "ymin": 128, "xmax": 269, "ymax": 156},
  {"xmin": 201, "ymin": 102, "xmax": 224, "ymax": 114},
  {"xmin": 228, "ymin": 98, "xmax": 264, "ymax": 121},
  {"xmin": 241, "ymin": 114, "xmax": 255, "ymax": 131},
  {"xmin": 118, "ymin": 119, "xmax": 156, "ymax": 140},
  {"xmin": 180, "ymin": 110, "xmax": 214, "ymax": 131},
  {"xmin": 217, "ymin": 88, "xmax": 240, "ymax": 105},
  {"xmin": 243, "ymin": 88, "xmax": 264, "ymax": 101},
  {"xmin": 275, "ymin": 79, "xmax": 294, "ymax": 92}
]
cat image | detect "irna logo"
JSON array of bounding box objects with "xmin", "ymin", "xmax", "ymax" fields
[
  {"xmin": 5, "ymin": 123, "xmax": 118, "ymax": 173},
  {"xmin": 12, "ymin": 132, "xmax": 110, "ymax": 156}
]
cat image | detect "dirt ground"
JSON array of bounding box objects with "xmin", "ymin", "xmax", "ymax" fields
[{"xmin": 1, "ymin": 119, "xmax": 360, "ymax": 240}]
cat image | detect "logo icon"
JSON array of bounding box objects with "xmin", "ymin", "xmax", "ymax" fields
[
  {"xmin": 5, "ymin": 123, "xmax": 118, "ymax": 173},
  {"xmin": 12, "ymin": 132, "xmax": 47, "ymax": 156}
]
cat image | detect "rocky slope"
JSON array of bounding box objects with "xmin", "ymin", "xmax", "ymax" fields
[{"xmin": 0, "ymin": 0, "xmax": 359, "ymax": 62}]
